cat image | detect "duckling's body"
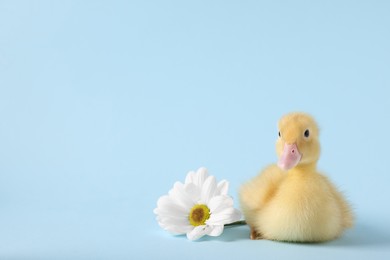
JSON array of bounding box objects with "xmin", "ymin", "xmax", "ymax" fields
[{"xmin": 240, "ymin": 113, "xmax": 353, "ymax": 242}]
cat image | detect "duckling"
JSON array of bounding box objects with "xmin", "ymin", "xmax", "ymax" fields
[{"xmin": 239, "ymin": 112, "xmax": 353, "ymax": 242}]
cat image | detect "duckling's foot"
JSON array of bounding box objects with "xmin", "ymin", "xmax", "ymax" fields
[{"xmin": 250, "ymin": 227, "xmax": 263, "ymax": 240}]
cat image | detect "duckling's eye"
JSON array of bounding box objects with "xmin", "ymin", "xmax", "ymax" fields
[
  {"xmin": 278, "ymin": 131, "xmax": 281, "ymax": 138},
  {"xmin": 304, "ymin": 129, "xmax": 310, "ymax": 138}
]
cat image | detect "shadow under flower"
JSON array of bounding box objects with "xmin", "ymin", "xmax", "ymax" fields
[
  {"xmin": 196, "ymin": 225, "xmax": 250, "ymax": 242},
  {"xmin": 219, "ymin": 225, "xmax": 251, "ymax": 242}
]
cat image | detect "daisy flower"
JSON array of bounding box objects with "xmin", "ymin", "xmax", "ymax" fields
[{"xmin": 154, "ymin": 167, "xmax": 242, "ymax": 240}]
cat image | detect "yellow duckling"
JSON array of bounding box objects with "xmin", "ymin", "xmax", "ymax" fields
[{"xmin": 239, "ymin": 112, "xmax": 353, "ymax": 242}]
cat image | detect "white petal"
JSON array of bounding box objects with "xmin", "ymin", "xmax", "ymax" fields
[
  {"xmin": 207, "ymin": 207, "xmax": 241, "ymax": 225},
  {"xmin": 161, "ymin": 223, "xmax": 193, "ymax": 235},
  {"xmin": 169, "ymin": 182, "xmax": 195, "ymax": 211},
  {"xmin": 185, "ymin": 171, "xmax": 196, "ymax": 184},
  {"xmin": 208, "ymin": 195, "xmax": 233, "ymax": 214},
  {"xmin": 186, "ymin": 225, "xmax": 210, "ymax": 240},
  {"xmin": 208, "ymin": 225, "xmax": 224, "ymax": 237},
  {"xmin": 156, "ymin": 214, "xmax": 190, "ymax": 233},
  {"xmin": 184, "ymin": 183, "xmax": 201, "ymax": 203},
  {"xmin": 154, "ymin": 208, "xmax": 187, "ymax": 219},
  {"xmin": 154, "ymin": 196, "xmax": 188, "ymax": 217},
  {"xmin": 231, "ymin": 208, "xmax": 242, "ymax": 222},
  {"xmin": 200, "ymin": 176, "xmax": 217, "ymax": 204},
  {"xmin": 157, "ymin": 215, "xmax": 190, "ymax": 228},
  {"xmin": 216, "ymin": 180, "xmax": 229, "ymax": 195},
  {"xmin": 156, "ymin": 195, "xmax": 188, "ymax": 214},
  {"xmin": 195, "ymin": 167, "xmax": 208, "ymax": 186}
]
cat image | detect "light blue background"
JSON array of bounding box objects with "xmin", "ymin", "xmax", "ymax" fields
[{"xmin": 1, "ymin": 0, "xmax": 389, "ymax": 259}]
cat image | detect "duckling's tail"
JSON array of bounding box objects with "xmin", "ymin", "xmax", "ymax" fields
[{"xmin": 343, "ymin": 207, "xmax": 354, "ymax": 229}]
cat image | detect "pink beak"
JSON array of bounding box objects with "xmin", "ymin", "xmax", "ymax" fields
[{"xmin": 278, "ymin": 143, "xmax": 302, "ymax": 171}]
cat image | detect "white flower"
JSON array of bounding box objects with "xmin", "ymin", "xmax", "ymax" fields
[{"xmin": 154, "ymin": 167, "xmax": 242, "ymax": 240}]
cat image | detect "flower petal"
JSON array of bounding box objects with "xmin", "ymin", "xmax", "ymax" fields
[
  {"xmin": 200, "ymin": 176, "xmax": 217, "ymax": 204},
  {"xmin": 155, "ymin": 195, "xmax": 188, "ymax": 217},
  {"xmin": 185, "ymin": 171, "xmax": 196, "ymax": 184},
  {"xmin": 154, "ymin": 208, "xmax": 187, "ymax": 219},
  {"xmin": 231, "ymin": 208, "xmax": 242, "ymax": 222},
  {"xmin": 160, "ymin": 223, "xmax": 193, "ymax": 235},
  {"xmin": 186, "ymin": 225, "xmax": 210, "ymax": 241},
  {"xmin": 208, "ymin": 225, "xmax": 224, "ymax": 237},
  {"xmin": 216, "ymin": 180, "xmax": 229, "ymax": 196},
  {"xmin": 169, "ymin": 182, "xmax": 195, "ymax": 211},
  {"xmin": 157, "ymin": 215, "xmax": 190, "ymax": 228},
  {"xmin": 207, "ymin": 208, "xmax": 241, "ymax": 225},
  {"xmin": 153, "ymin": 196, "xmax": 188, "ymax": 217},
  {"xmin": 194, "ymin": 167, "xmax": 208, "ymax": 186},
  {"xmin": 208, "ymin": 195, "xmax": 233, "ymax": 214},
  {"xmin": 184, "ymin": 183, "xmax": 201, "ymax": 204}
]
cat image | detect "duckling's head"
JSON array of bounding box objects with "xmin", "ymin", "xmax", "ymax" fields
[{"xmin": 276, "ymin": 112, "xmax": 320, "ymax": 171}]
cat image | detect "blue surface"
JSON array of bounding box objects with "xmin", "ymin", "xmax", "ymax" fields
[{"xmin": 1, "ymin": 1, "xmax": 390, "ymax": 259}]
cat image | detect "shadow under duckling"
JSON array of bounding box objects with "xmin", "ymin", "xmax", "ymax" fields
[{"xmin": 239, "ymin": 112, "xmax": 354, "ymax": 242}]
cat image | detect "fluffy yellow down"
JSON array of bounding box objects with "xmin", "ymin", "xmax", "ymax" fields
[{"xmin": 239, "ymin": 112, "xmax": 353, "ymax": 242}]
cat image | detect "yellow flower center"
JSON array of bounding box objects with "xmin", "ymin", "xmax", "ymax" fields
[{"xmin": 189, "ymin": 204, "xmax": 210, "ymax": 226}]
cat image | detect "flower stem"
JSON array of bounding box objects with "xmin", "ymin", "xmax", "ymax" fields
[{"xmin": 224, "ymin": 220, "xmax": 247, "ymax": 227}]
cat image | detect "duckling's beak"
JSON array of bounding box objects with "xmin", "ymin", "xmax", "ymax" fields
[{"xmin": 278, "ymin": 143, "xmax": 302, "ymax": 171}]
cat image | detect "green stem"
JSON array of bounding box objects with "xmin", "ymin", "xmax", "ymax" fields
[{"xmin": 224, "ymin": 220, "xmax": 247, "ymax": 227}]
